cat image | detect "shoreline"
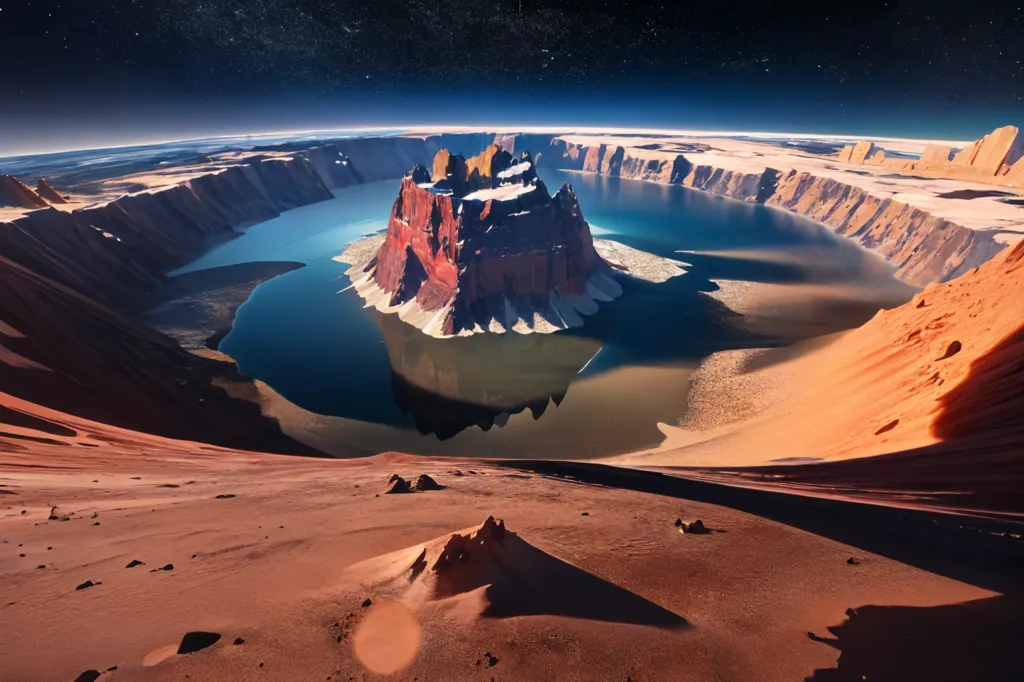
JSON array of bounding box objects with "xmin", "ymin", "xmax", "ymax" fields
[
  {"xmin": 551, "ymin": 137, "xmax": 1019, "ymax": 286},
  {"xmin": 145, "ymin": 261, "xmax": 306, "ymax": 352}
]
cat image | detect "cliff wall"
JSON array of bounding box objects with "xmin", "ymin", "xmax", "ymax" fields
[
  {"xmin": 0, "ymin": 153, "xmax": 347, "ymax": 451},
  {"xmin": 2, "ymin": 156, "xmax": 333, "ymax": 308},
  {"xmin": 839, "ymin": 125, "xmax": 1024, "ymax": 188},
  {"xmin": 549, "ymin": 139, "xmax": 1004, "ymax": 286}
]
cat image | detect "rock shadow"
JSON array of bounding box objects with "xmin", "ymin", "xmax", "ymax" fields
[
  {"xmin": 805, "ymin": 595, "xmax": 1024, "ymax": 681},
  {"xmin": 932, "ymin": 323, "xmax": 1024, "ymax": 443}
]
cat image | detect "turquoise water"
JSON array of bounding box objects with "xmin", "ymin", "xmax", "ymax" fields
[{"xmin": 173, "ymin": 169, "xmax": 911, "ymax": 458}]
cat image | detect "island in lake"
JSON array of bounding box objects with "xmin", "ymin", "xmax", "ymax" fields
[{"xmin": 337, "ymin": 144, "xmax": 686, "ymax": 337}]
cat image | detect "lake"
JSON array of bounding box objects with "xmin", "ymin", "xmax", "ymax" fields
[{"xmin": 173, "ymin": 167, "xmax": 914, "ymax": 458}]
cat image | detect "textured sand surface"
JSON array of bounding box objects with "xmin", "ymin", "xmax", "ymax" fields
[{"xmin": 4, "ymin": 392, "xmax": 1017, "ymax": 681}]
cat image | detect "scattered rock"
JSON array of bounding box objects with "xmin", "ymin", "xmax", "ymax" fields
[
  {"xmin": 76, "ymin": 580, "xmax": 96, "ymax": 590},
  {"xmin": 73, "ymin": 671, "xmax": 102, "ymax": 682},
  {"xmin": 177, "ymin": 631, "xmax": 222, "ymax": 654},
  {"xmin": 157, "ymin": 484, "xmax": 180, "ymax": 488},
  {"xmin": 233, "ymin": 637, "xmax": 245, "ymax": 645},
  {"xmin": 36, "ymin": 564, "xmax": 45, "ymax": 569},
  {"xmin": 581, "ymin": 512, "xmax": 589, "ymax": 516},
  {"xmin": 874, "ymin": 419, "xmax": 900, "ymax": 435},
  {"xmin": 92, "ymin": 522, "xmax": 101, "ymax": 526},
  {"xmin": 214, "ymin": 494, "xmax": 236, "ymax": 499},
  {"xmin": 937, "ymin": 340, "xmax": 962, "ymax": 360},
  {"xmin": 383, "ymin": 477, "xmax": 411, "ymax": 494},
  {"xmin": 126, "ymin": 559, "xmax": 145, "ymax": 568},
  {"xmin": 20, "ymin": 510, "xmax": 26, "ymax": 515},
  {"xmin": 19, "ymin": 553, "xmax": 25, "ymax": 558},
  {"xmin": 847, "ymin": 557, "xmax": 860, "ymax": 565},
  {"xmin": 361, "ymin": 598, "xmax": 373, "ymax": 608},
  {"xmin": 91, "ymin": 512, "xmax": 99, "ymax": 519},
  {"xmin": 387, "ymin": 473, "xmax": 402, "ymax": 483},
  {"xmin": 48, "ymin": 506, "xmax": 69, "ymax": 521},
  {"xmin": 150, "ymin": 563, "xmax": 174, "ymax": 572},
  {"xmin": 484, "ymin": 652, "xmax": 500, "ymax": 667},
  {"xmin": 129, "ymin": 477, "xmax": 141, "ymax": 480},
  {"xmin": 678, "ymin": 519, "xmax": 709, "ymax": 535},
  {"xmin": 412, "ymin": 474, "xmax": 443, "ymax": 491}
]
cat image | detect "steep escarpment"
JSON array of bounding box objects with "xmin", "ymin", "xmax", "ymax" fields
[
  {"xmin": 549, "ymin": 138, "xmax": 1005, "ymax": 286},
  {"xmin": 2, "ymin": 156, "xmax": 332, "ymax": 309},
  {"xmin": 0, "ymin": 153, "xmax": 339, "ymax": 451},
  {"xmin": 765, "ymin": 171, "xmax": 1002, "ymax": 284},
  {"xmin": 343, "ymin": 145, "xmax": 623, "ymax": 337},
  {"xmin": 0, "ymin": 255, "xmax": 313, "ymax": 452}
]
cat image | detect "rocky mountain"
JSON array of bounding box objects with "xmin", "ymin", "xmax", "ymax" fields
[
  {"xmin": 34, "ymin": 177, "xmax": 68, "ymax": 204},
  {"xmin": 0, "ymin": 173, "xmax": 48, "ymax": 209},
  {"xmin": 342, "ymin": 144, "xmax": 624, "ymax": 337},
  {"xmin": 838, "ymin": 125, "xmax": 1024, "ymax": 188}
]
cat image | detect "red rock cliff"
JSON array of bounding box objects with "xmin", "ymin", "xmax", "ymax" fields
[{"xmin": 351, "ymin": 147, "xmax": 620, "ymax": 337}]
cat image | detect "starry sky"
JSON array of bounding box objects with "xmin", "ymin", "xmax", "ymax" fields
[{"xmin": 0, "ymin": 0, "xmax": 1022, "ymax": 154}]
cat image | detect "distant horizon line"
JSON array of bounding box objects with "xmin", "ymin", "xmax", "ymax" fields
[{"xmin": 0, "ymin": 123, "xmax": 981, "ymax": 160}]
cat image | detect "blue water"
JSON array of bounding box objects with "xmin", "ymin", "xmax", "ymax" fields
[{"xmin": 172, "ymin": 168, "xmax": 910, "ymax": 458}]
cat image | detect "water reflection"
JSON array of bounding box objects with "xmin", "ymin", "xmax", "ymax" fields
[{"xmin": 375, "ymin": 310, "xmax": 605, "ymax": 438}]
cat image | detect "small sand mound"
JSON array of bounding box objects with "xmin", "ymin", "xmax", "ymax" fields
[
  {"xmin": 49, "ymin": 505, "xmax": 69, "ymax": 521},
  {"xmin": 344, "ymin": 516, "xmax": 686, "ymax": 628}
]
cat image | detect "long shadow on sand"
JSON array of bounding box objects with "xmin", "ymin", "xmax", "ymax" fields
[
  {"xmin": 494, "ymin": 460, "xmax": 1024, "ymax": 596},
  {"xmin": 433, "ymin": 530, "xmax": 688, "ymax": 628},
  {"xmin": 806, "ymin": 595, "xmax": 1024, "ymax": 682}
]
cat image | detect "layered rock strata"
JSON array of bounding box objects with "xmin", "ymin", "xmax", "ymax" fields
[
  {"xmin": 838, "ymin": 125, "xmax": 1024, "ymax": 188},
  {"xmin": 551, "ymin": 139, "xmax": 1007, "ymax": 286}
]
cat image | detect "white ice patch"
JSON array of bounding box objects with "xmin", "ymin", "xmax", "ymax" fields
[
  {"xmin": 497, "ymin": 161, "xmax": 532, "ymax": 179},
  {"xmin": 462, "ymin": 182, "xmax": 537, "ymax": 202}
]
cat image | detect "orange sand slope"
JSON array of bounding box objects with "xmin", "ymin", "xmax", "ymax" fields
[
  {"xmin": 3, "ymin": 393, "xmax": 1022, "ymax": 681},
  {"xmin": 628, "ymin": 240, "xmax": 1024, "ymax": 468}
]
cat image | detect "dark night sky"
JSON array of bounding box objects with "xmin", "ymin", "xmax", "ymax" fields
[{"xmin": 0, "ymin": 0, "xmax": 1022, "ymax": 154}]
